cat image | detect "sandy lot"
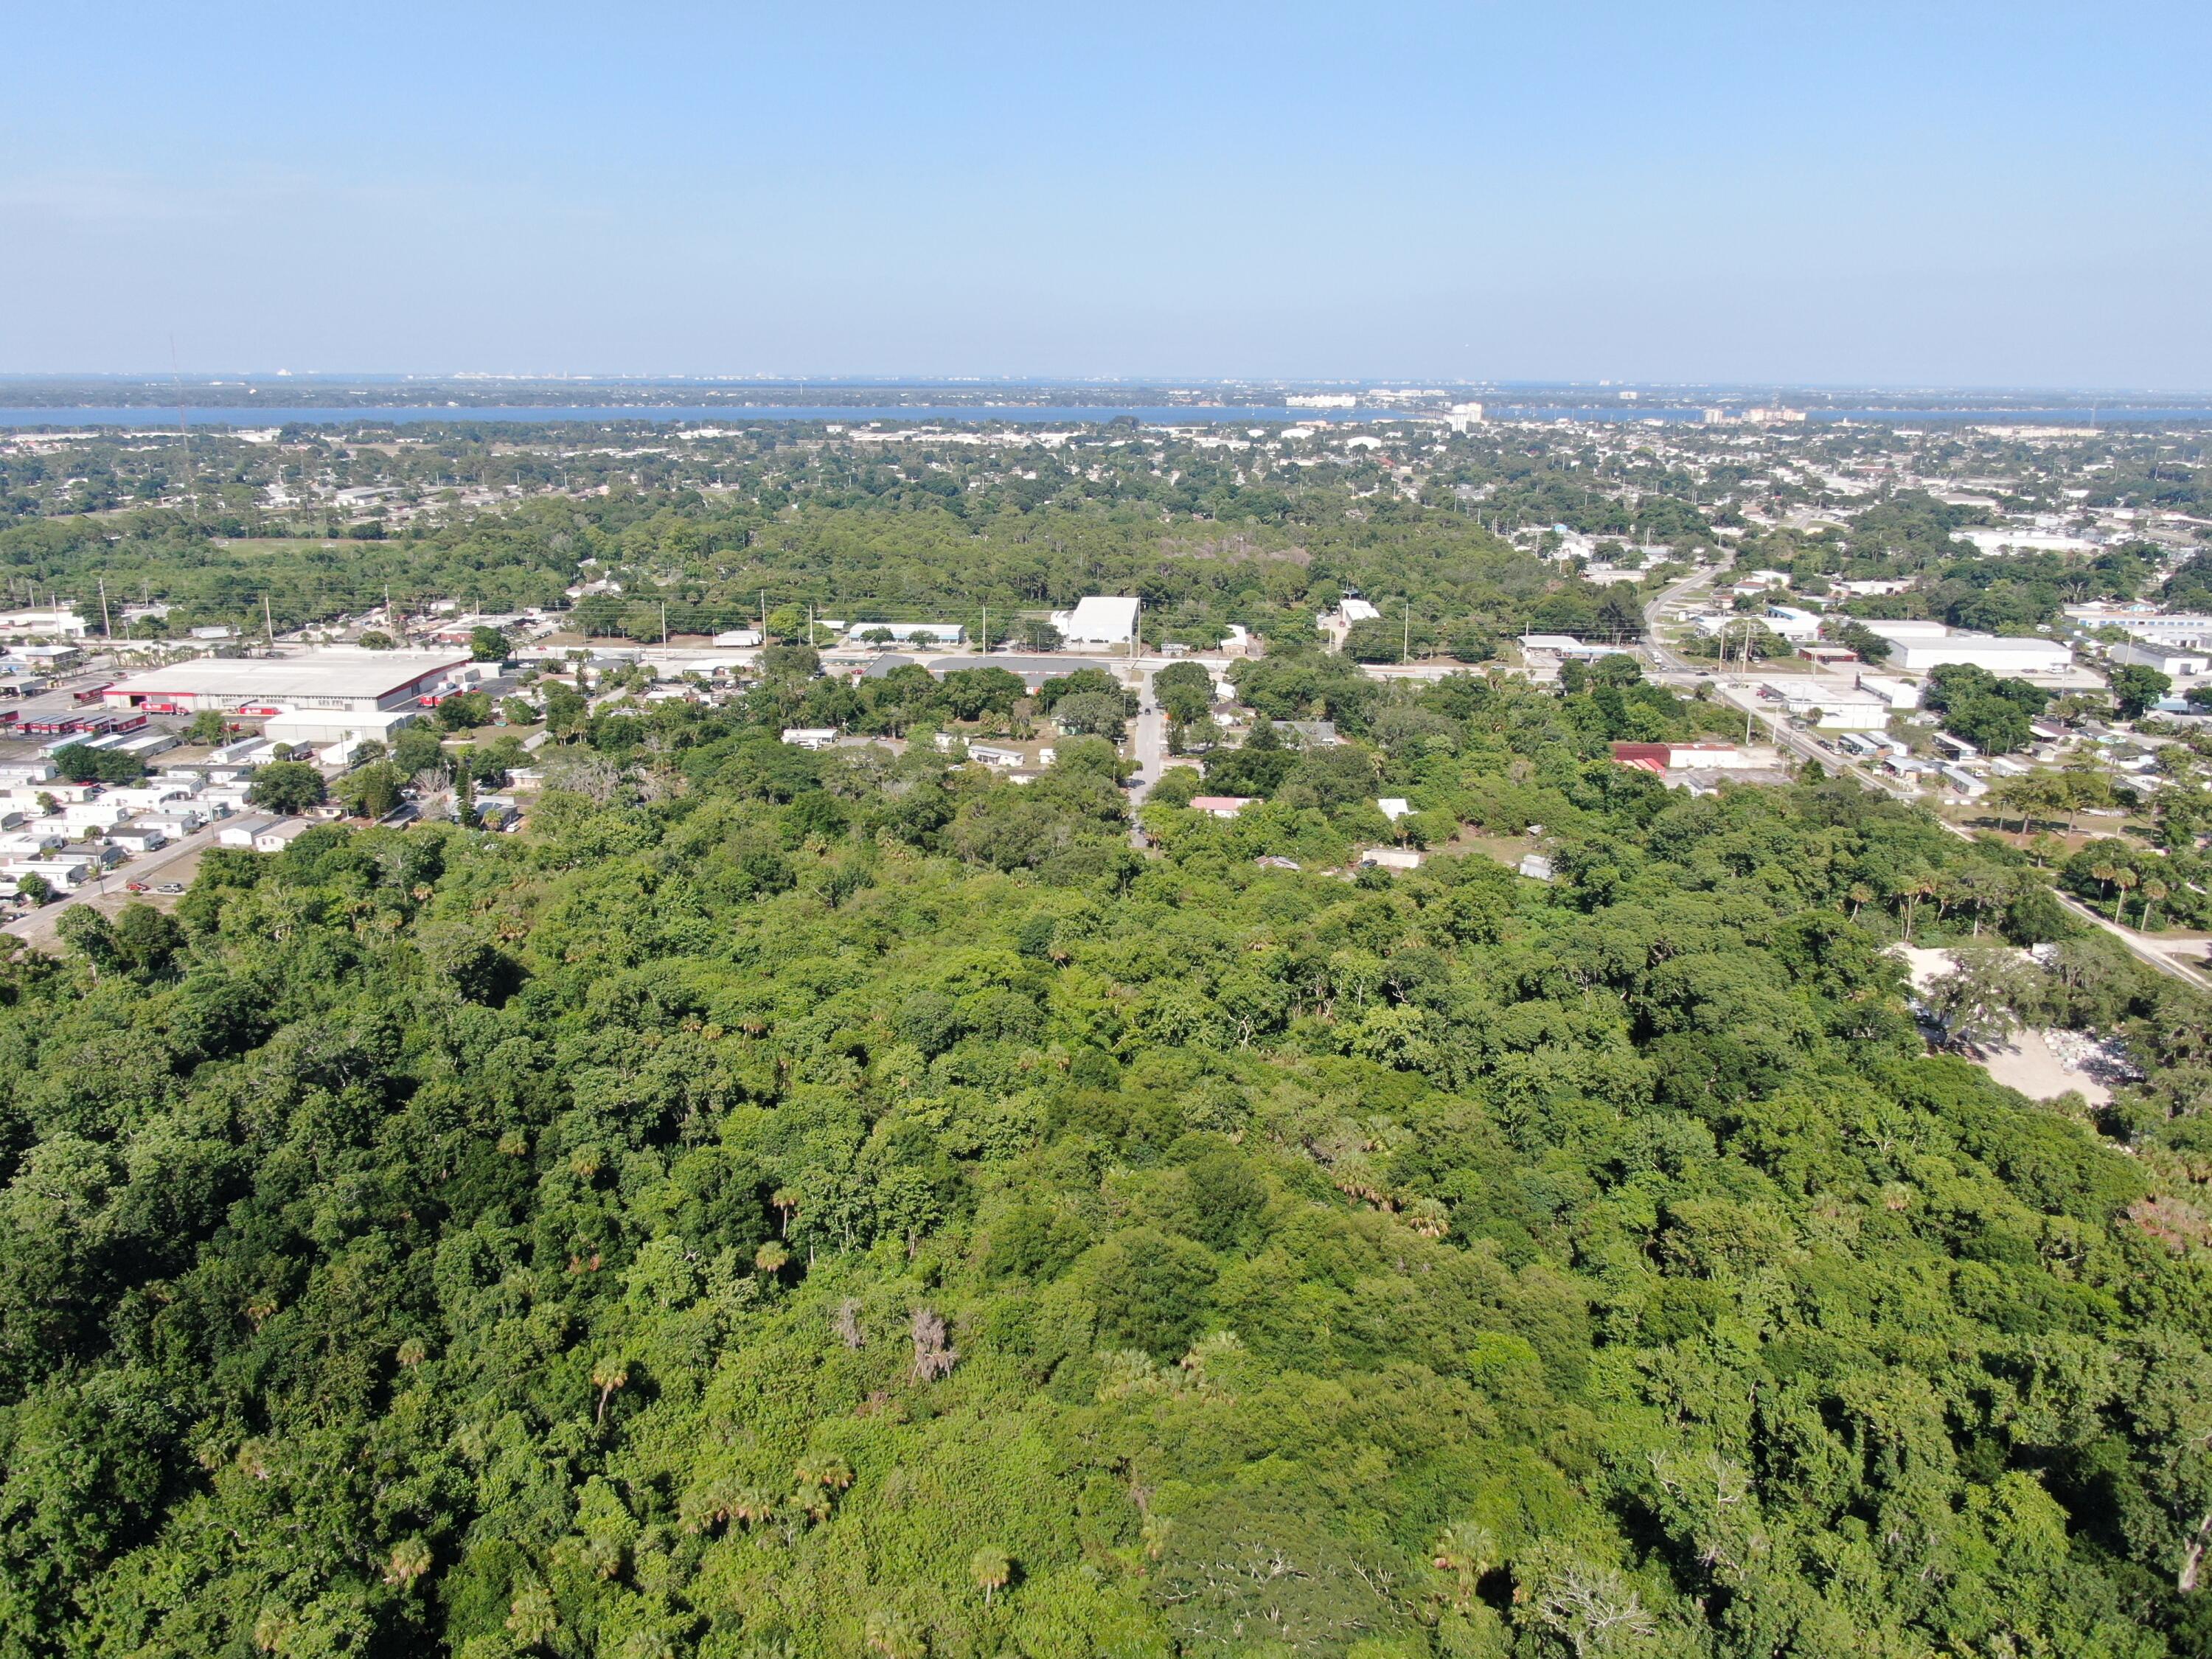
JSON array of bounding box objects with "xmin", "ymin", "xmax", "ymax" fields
[
  {"xmin": 1891, "ymin": 945, "xmax": 2121, "ymax": 1105},
  {"xmin": 1978, "ymin": 1028, "xmax": 2112, "ymax": 1107}
]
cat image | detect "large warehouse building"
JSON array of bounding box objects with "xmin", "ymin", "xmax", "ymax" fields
[
  {"xmin": 1050, "ymin": 596, "xmax": 1141, "ymax": 646},
  {"xmin": 100, "ymin": 650, "xmax": 470, "ymax": 743},
  {"xmin": 1859, "ymin": 621, "xmax": 2073, "ymax": 676}
]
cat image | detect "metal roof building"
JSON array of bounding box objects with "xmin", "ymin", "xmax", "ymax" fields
[
  {"xmin": 1050, "ymin": 597, "xmax": 1141, "ymax": 645},
  {"xmin": 100, "ymin": 650, "xmax": 471, "ymax": 717}
]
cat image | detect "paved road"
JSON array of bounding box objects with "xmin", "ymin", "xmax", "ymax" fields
[
  {"xmin": 3, "ymin": 820, "xmax": 224, "ymax": 950},
  {"xmin": 1641, "ymin": 565, "xmax": 1721, "ymax": 672},
  {"xmin": 1125, "ymin": 661, "xmax": 1167, "ymax": 799},
  {"xmin": 1122, "ymin": 659, "xmax": 1169, "ymax": 847}
]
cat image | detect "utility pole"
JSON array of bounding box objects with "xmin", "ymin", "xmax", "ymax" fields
[
  {"xmin": 981, "ymin": 602, "xmax": 987, "ymax": 655},
  {"xmin": 1741, "ymin": 621, "xmax": 1756, "ymax": 744},
  {"xmin": 264, "ymin": 594, "xmax": 276, "ymax": 649},
  {"xmin": 1403, "ymin": 601, "xmax": 1411, "ymax": 664},
  {"xmin": 98, "ymin": 578, "xmax": 111, "ymax": 639},
  {"xmin": 661, "ymin": 601, "xmax": 668, "ymax": 645}
]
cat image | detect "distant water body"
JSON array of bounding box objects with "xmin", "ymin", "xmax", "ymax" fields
[{"xmin": 1, "ymin": 404, "xmax": 2207, "ymax": 429}]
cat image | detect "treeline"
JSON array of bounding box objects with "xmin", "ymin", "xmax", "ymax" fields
[{"xmin": 0, "ymin": 487, "xmax": 1582, "ymax": 657}]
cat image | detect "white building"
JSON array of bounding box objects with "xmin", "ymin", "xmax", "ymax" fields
[
  {"xmin": 2111, "ymin": 640, "xmax": 2211, "ymax": 678},
  {"xmin": 0, "ymin": 609, "xmax": 89, "ymax": 639},
  {"xmin": 1357, "ymin": 846, "xmax": 1424, "ymax": 871},
  {"xmin": 1783, "ymin": 693, "xmax": 1889, "ymax": 731},
  {"xmin": 1954, "ymin": 527, "xmax": 2098, "ymax": 556},
  {"xmin": 1049, "ymin": 597, "xmax": 1142, "ymax": 646},
  {"xmin": 1859, "ymin": 622, "xmax": 2072, "ymax": 675},
  {"xmin": 780, "ymin": 728, "xmax": 838, "ymax": 750},
  {"xmin": 261, "ymin": 708, "xmax": 421, "ymax": 748},
  {"xmin": 1854, "ymin": 674, "xmax": 1923, "ymax": 710},
  {"xmin": 1, "ymin": 859, "xmax": 88, "ymax": 889},
  {"xmin": 846, "ymin": 622, "xmax": 966, "ymax": 646},
  {"xmin": 1518, "ymin": 633, "xmax": 1618, "ymax": 659},
  {"xmin": 102, "ymin": 650, "xmax": 470, "ymax": 723},
  {"xmin": 2099, "ymin": 613, "xmax": 2212, "ymax": 650},
  {"xmin": 1763, "ymin": 605, "xmax": 1824, "ymax": 642}
]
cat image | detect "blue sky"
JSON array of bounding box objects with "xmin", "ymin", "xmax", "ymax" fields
[{"xmin": 2, "ymin": 2, "xmax": 2206, "ymax": 386}]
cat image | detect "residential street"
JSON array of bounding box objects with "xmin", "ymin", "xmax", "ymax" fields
[{"xmin": 3, "ymin": 820, "xmax": 223, "ymax": 949}]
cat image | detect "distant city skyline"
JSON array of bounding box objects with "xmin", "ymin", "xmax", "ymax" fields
[{"xmin": 3, "ymin": 2, "xmax": 2206, "ymax": 386}]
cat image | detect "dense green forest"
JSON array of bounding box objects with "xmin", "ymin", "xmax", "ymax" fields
[
  {"xmin": 0, "ymin": 485, "xmax": 1610, "ymax": 654},
  {"xmin": 5, "ymin": 661, "xmax": 2212, "ymax": 1658}
]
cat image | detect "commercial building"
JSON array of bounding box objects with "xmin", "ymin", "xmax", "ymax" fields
[
  {"xmin": 2110, "ymin": 639, "xmax": 2212, "ymax": 678},
  {"xmin": 1518, "ymin": 633, "xmax": 1618, "ymax": 659},
  {"xmin": 1763, "ymin": 605, "xmax": 1824, "ymax": 642},
  {"xmin": 260, "ymin": 708, "xmax": 420, "ymax": 747},
  {"xmin": 1795, "ymin": 698, "xmax": 1890, "ymax": 731},
  {"xmin": 1858, "ymin": 622, "xmax": 2072, "ymax": 675},
  {"xmin": 844, "ymin": 622, "xmax": 966, "ymax": 646},
  {"xmin": 0, "ymin": 608, "xmax": 89, "ymax": 639},
  {"xmin": 1954, "ymin": 527, "xmax": 2098, "ymax": 556},
  {"xmin": 1611, "ymin": 742, "xmax": 1761, "ymax": 772},
  {"xmin": 100, "ymin": 650, "xmax": 465, "ymax": 741},
  {"xmin": 1854, "ymin": 674, "xmax": 1922, "ymax": 710},
  {"xmin": 2102, "ymin": 613, "xmax": 2212, "ymax": 650},
  {"xmin": 1050, "ymin": 597, "xmax": 1142, "ymax": 646},
  {"xmin": 1798, "ymin": 644, "xmax": 1859, "ymax": 667}
]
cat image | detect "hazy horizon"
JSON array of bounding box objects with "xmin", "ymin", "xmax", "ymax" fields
[{"xmin": 0, "ymin": 369, "xmax": 2203, "ymax": 394}]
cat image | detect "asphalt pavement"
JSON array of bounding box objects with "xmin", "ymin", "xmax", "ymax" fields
[{"xmin": 3, "ymin": 820, "xmax": 224, "ymax": 949}]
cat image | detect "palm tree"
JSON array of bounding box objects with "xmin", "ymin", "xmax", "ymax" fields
[
  {"xmin": 2143, "ymin": 877, "xmax": 2169, "ymax": 932},
  {"xmin": 591, "ymin": 1357, "xmax": 629, "ymax": 1425},
  {"xmin": 971, "ymin": 1545, "xmax": 1013, "ymax": 1607},
  {"xmin": 1846, "ymin": 882, "xmax": 1874, "ymax": 920},
  {"xmin": 771, "ymin": 1186, "xmax": 799, "ymax": 1237},
  {"xmin": 796, "ymin": 1455, "xmax": 853, "ymax": 1492},
  {"xmin": 731, "ymin": 1486, "xmax": 782, "ymax": 1528},
  {"xmin": 864, "ymin": 1607, "xmax": 925, "ymax": 1659},
  {"xmin": 1430, "ymin": 1521, "xmax": 1498, "ymax": 1613},
  {"xmin": 2115, "ymin": 867, "xmax": 2140, "ymax": 927},
  {"xmin": 383, "ymin": 1537, "xmax": 433, "ymax": 1587},
  {"xmin": 1894, "ymin": 873, "xmax": 1937, "ymax": 942}
]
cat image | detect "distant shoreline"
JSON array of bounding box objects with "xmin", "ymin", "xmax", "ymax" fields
[{"xmin": 5, "ymin": 404, "xmax": 2211, "ymax": 431}]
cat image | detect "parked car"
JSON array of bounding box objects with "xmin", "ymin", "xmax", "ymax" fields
[
  {"xmin": 125, "ymin": 880, "xmax": 150, "ymax": 892},
  {"xmin": 156, "ymin": 882, "xmax": 185, "ymax": 894}
]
